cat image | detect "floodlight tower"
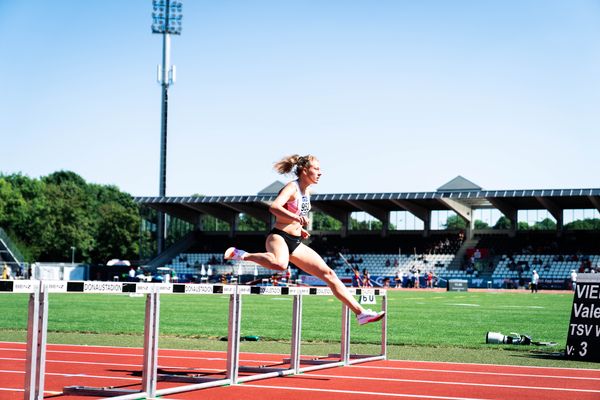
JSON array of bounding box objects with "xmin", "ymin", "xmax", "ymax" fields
[{"xmin": 152, "ymin": 0, "xmax": 182, "ymax": 253}]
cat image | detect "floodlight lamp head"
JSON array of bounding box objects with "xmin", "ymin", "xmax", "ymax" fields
[{"xmin": 152, "ymin": 0, "xmax": 183, "ymax": 35}]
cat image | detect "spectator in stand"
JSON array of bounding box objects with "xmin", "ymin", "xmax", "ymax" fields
[
  {"xmin": 271, "ymin": 273, "xmax": 280, "ymax": 286},
  {"xmin": 531, "ymin": 270, "xmax": 539, "ymax": 293},
  {"xmin": 407, "ymin": 270, "xmax": 414, "ymax": 288},
  {"xmin": 426, "ymin": 271, "xmax": 433, "ymax": 288},
  {"xmin": 571, "ymin": 270, "xmax": 577, "ymax": 291},
  {"xmin": 362, "ymin": 268, "xmax": 372, "ymax": 287},
  {"xmin": 395, "ymin": 268, "xmax": 402, "ymax": 288},
  {"xmin": 1, "ymin": 263, "xmax": 9, "ymax": 280},
  {"xmin": 414, "ymin": 269, "xmax": 420, "ymax": 288},
  {"xmin": 352, "ymin": 267, "xmax": 362, "ymax": 288},
  {"xmin": 543, "ymin": 263, "xmax": 551, "ymax": 271}
]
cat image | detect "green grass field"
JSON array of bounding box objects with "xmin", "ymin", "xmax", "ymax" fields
[{"xmin": 1, "ymin": 288, "xmax": 596, "ymax": 369}]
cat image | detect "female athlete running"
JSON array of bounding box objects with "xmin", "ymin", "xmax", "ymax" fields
[{"xmin": 225, "ymin": 154, "xmax": 384, "ymax": 325}]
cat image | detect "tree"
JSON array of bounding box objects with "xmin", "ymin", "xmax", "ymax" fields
[
  {"xmin": 0, "ymin": 171, "xmax": 141, "ymax": 264},
  {"xmin": 237, "ymin": 213, "xmax": 267, "ymax": 231},
  {"xmin": 443, "ymin": 215, "xmax": 467, "ymax": 230},
  {"xmin": 518, "ymin": 221, "xmax": 530, "ymax": 230},
  {"xmin": 93, "ymin": 202, "xmax": 139, "ymax": 262},
  {"xmin": 200, "ymin": 215, "xmax": 230, "ymax": 231},
  {"xmin": 312, "ymin": 211, "xmax": 342, "ymax": 231},
  {"xmin": 474, "ymin": 220, "xmax": 489, "ymax": 229},
  {"xmin": 493, "ymin": 216, "xmax": 512, "ymax": 229},
  {"xmin": 532, "ymin": 218, "xmax": 557, "ymax": 231},
  {"xmin": 565, "ymin": 218, "xmax": 600, "ymax": 230}
]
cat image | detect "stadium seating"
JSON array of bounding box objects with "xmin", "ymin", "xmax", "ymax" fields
[{"xmin": 161, "ymin": 231, "xmax": 600, "ymax": 287}]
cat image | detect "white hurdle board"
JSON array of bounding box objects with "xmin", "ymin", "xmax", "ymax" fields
[{"xmin": 7, "ymin": 281, "xmax": 387, "ymax": 399}]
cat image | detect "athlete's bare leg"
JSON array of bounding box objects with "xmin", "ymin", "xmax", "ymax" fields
[
  {"xmin": 290, "ymin": 244, "xmax": 365, "ymax": 315},
  {"xmin": 239, "ymin": 234, "xmax": 289, "ymax": 272}
]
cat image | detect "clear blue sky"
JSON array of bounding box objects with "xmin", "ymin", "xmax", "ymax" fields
[{"xmin": 1, "ymin": 1, "xmax": 599, "ymax": 197}]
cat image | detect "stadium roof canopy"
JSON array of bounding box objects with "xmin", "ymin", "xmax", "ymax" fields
[{"xmin": 134, "ymin": 177, "xmax": 600, "ymax": 229}]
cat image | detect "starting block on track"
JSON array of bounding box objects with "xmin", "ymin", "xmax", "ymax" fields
[{"xmin": 8, "ymin": 281, "xmax": 387, "ymax": 399}]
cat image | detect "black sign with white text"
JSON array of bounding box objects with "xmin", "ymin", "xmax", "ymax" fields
[
  {"xmin": 447, "ymin": 279, "xmax": 468, "ymax": 292},
  {"xmin": 565, "ymin": 274, "xmax": 600, "ymax": 362}
]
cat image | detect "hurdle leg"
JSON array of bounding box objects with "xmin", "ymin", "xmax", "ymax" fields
[
  {"xmin": 381, "ymin": 294, "xmax": 388, "ymax": 359},
  {"xmin": 226, "ymin": 292, "xmax": 242, "ymax": 384},
  {"xmin": 24, "ymin": 284, "xmax": 44, "ymax": 400},
  {"xmin": 290, "ymin": 293, "xmax": 303, "ymax": 373},
  {"xmin": 340, "ymin": 304, "xmax": 351, "ymax": 364},
  {"xmin": 141, "ymin": 290, "xmax": 159, "ymax": 396}
]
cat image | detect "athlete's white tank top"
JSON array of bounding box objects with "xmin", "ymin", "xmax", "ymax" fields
[{"xmin": 283, "ymin": 180, "xmax": 311, "ymax": 217}]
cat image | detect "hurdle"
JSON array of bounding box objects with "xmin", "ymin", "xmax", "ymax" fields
[
  {"xmin": 151, "ymin": 284, "xmax": 241, "ymax": 397},
  {"xmin": 45, "ymin": 281, "xmax": 160, "ymax": 400},
  {"xmin": 0, "ymin": 280, "xmax": 44, "ymax": 400},
  {"xmin": 281, "ymin": 287, "xmax": 387, "ymax": 373},
  {"xmin": 18, "ymin": 281, "xmax": 387, "ymax": 399},
  {"xmin": 228, "ymin": 286, "xmax": 387, "ymax": 382}
]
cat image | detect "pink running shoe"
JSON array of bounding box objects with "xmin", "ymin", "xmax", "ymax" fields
[
  {"xmin": 224, "ymin": 247, "xmax": 247, "ymax": 261},
  {"xmin": 356, "ymin": 309, "xmax": 385, "ymax": 325}
]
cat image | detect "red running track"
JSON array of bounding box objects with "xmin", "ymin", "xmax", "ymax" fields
[{"xmin": 1, "ymin": 341, "xmax": 599, "ymax": 400}]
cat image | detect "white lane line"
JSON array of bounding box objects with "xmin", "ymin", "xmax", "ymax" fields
[
  {"xmin": 369, "ymin": 358, "xmax": 600, "ymax": 373},
  {"xmin": 0, "ymin": 368, "xmax": 140, "ymax": 381},
  {"xmin": 350, "ymin": 365, "xmax": 600, "ymax": 381},
  {"xmin": 0, "ymin": 387, "xmax": 61, "ymax": 395},
  {"xmin": 302, "ymin": 373, "xmax": 600, "ymax": 393},
  {"xmin": 0, "ymin": 357, "xmax": 224, "ymax": 371},
  {"xmin": 1, "ymin": 342, "xmax": 593, "ymax": 373},
  {"xmin": 0, "ymin": 347, "xmax": 278, "ymax": 363},
  {"xmin": 241, "ymin": 384, "xmax": 493, "ymax": 400}
]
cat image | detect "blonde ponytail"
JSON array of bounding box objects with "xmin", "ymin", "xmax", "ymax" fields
[{"xmin": 273, "ymin": 154, "xmax": 315, "ymax": 176}]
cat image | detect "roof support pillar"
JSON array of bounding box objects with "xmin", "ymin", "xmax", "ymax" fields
[
  {"xmin": 487, "ymin": 198, "xmax": 518, "ymax": 237},
  {"xmin": 438, "ymin": 197, "xmax": 472, "ymax": 238},
  {"xmin": 588, "ymin": 195, "xmax": 600, "ymax": 214},
  {"xmin": 390, "ymin": 199, "xmax": 431, "ymax": 237},
  {"xmin": 535, "ymin": 196, "xmax": 563, "ymax": 230},
  {"xmin": 346, "ymin": 200, "xmax": 389, "ymax": 237}
]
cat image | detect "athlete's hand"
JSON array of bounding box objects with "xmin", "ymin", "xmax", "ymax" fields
[
  {"xmin": 301, "ymin": 228, "xmax": 310, "ymax": 239},
  {"xmin": 298, "ymin": 216, "xmax": 309, "ymax": 226}
]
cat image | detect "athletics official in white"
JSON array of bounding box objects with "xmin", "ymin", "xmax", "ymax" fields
[{"xmin": 225, "ymin": 154, "xmax": 384, "ymax": 325}]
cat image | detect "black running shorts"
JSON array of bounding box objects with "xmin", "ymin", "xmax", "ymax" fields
[{"xmin": 269, "ymin": 228, "xmax": 302, "ymax": 254}]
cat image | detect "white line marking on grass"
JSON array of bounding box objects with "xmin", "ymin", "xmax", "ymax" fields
[
  {"xmin": 305, "ymin": 372, "xmax": 600, "ymax": 392},
  {"xmin": 241, "ymin": 384, "xmax": 492, "ymax": 400},
  {"xmin": 500, "ymin": 305, "xmax": 544, "ymax": 309},
  {"xmin": 446, "ymin": 303, "xmax": 480, "ymax": 307},
  {"xmin": 271, "ymin": 297, "xmax": 292, "ymax": 301}
]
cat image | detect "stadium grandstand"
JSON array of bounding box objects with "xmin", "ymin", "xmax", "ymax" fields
[{"xmin": 135, "ymin": 176, "xmax": 600, "ymax": 290}]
